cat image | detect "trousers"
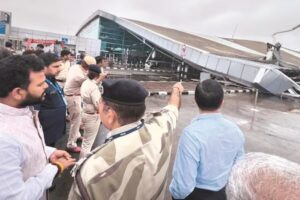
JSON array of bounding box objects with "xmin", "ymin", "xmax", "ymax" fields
[
  {"xmin": 66, "ymin": 96, "xmax": 82, "ymax": 148},
  {"xmin": 79, "ymin": 113, "xmax": 100, "ymax": 158}
]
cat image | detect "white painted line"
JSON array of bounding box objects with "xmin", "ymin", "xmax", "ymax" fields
[{"xmin": 158, "ymin": 91, "xmax": 168, "ymax": 95}]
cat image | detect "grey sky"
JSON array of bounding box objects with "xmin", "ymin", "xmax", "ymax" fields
[{"xmin": 1, "ymin": 0, "xmax": 299, "ymax": 51}]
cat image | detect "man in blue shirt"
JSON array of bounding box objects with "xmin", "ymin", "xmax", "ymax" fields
[{"xmin": 169, "ymin": 79, "xmax": 245, "ymax": 200}]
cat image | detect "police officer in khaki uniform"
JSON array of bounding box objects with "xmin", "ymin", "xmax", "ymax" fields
[
  {"xmin": 68, "ymin": 79, "xmax": 184, "ymax": 200},
  {"xmin": 64, "ymin": 55, "xmax": 96, "ymax": 153},
  {"xmin": 79, "ymin": 65, "xmax": 105, "ymax": 158}
]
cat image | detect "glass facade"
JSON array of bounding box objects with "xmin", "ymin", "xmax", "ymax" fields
[
  {"xmin": 78, "ymin": 16, "xmax": 182, "ymax": 71},
  {"xmin": 99, "ymin": 17, "xmax": 151, "ymax": 65}
]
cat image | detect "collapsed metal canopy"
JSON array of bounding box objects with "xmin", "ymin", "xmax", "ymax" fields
[{"xmin": 77, "ymin": 10, "xmax": 300, "ymax": 96}]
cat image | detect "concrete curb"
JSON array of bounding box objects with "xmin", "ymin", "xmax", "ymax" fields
[{"xmin": 149, "ymin": 88, "xmax": 256, "ymax": 96}]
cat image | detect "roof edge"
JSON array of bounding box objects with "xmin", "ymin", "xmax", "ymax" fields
[{"xmin": 76, "ymin": 10, "xmax": 117, "ymax": 36}]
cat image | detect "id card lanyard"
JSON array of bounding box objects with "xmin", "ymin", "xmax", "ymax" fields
[
  {"xmin": 104, "ymin": 121, "xmax": 144, "ymax": 143},
  {"xmin": 45, "ymin": 78, "xmax": 68, "ymax": 106}
]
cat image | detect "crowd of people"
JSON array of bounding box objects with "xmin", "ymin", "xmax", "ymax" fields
[{"xmin": 0, "ymin": 43, "xmax": 299, "ymax": 200}]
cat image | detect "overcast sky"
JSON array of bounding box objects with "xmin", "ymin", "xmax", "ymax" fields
[{"xmin": 1, "ymin": 0, "xmax": 300, "ymax": 51}]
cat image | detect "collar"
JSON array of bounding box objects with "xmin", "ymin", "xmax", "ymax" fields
[
  {"xmin": 106, "ymin": 120, "xmax": 142, "ymax": 139},
  {"xmin": 46, "ymin": 76, "xmax": 56, "ymax": 82},
  {"xmin": 193, "ymin": 113, "xmax": 222, "ymax": 121},
  {"xmin": 0, "ymin": 103, "xmax": 33, "ymax": 116}
]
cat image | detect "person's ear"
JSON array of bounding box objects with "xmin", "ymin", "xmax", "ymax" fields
[
  {"xmin": 10, "ymin": 88, "xmax": 26, "ymax": 101},
  {"xmin": 107, "ymin": 108, "xmax": 118, "ymax": 125}
]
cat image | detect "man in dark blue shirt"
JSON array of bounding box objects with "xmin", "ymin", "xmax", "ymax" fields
[{"xmin": 38, "ymin": 53, "xmax": 67, "ymax": 147}]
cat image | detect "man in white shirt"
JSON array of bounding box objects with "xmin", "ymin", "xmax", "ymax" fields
[{"xmin": 0, "ymin": 55, "xmax": 76, "ymax": 200}]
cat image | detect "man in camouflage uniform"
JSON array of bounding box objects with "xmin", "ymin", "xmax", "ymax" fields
[{"xmin": 68, "ymin": 79, "xmax": 184, "ymax": 200}]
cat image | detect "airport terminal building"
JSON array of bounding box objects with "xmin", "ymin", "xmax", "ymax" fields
[
  {"xmin": 1, "ymin": 9, "xmax": 300, "ymax": 97},
  {"xmin": 76, "ymin": 10, "xmax": 300, "ymax": 97}
]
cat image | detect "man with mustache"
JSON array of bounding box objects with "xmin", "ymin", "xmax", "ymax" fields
[{"xmin": 0, "ymin": 55, "xmax": 75, "ymax": 200}]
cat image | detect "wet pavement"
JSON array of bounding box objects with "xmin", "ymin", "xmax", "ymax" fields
[{"xmin": 50, "ymin": 92, "xmax": 300, "ymax": 200}]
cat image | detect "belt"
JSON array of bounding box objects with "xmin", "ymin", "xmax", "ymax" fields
[{"xmin": 65, "ymin": 94, "xmax": 81, "ymax": 96}]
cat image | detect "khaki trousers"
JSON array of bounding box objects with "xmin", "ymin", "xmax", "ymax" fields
[
  {"xmin": 79, "ymin": 113, "xmax": 100, "ymax": 158},
  {"xmin": 66, "ymin": 96, "xmax": 82, "ymax": 148}
]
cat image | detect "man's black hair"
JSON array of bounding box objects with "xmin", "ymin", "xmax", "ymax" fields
[
  {"xmin": 95, "ymin": 55, "xmax": 106, "ymax": 64},
  {"xmin": 61, "ymin": 49, "xmax": 71, "ymax": 57},
  {"xmin": 36, "ymin": 44, "xmax": 44, "ymax": 49},
  {"xmin": 194, "ymin": 79, "xmax": 224, "ymax": 111},
  {"xmin": 34, "ymin": 49, "xmax": 44, "ymax": 56},
  {"xmin": 80, "ymin": 53, "xmax": 85, "ymax": 60},
  {"xmin": 39, "ymin": 52, "xmax": 60, "ymax": 67},
  {"xmin": 0, "ymin": 55, "xmax": 45, "ymax": 98},
  {"xmin": 5, "ymin": 41, "xmax": 13, "ymax": 48}
]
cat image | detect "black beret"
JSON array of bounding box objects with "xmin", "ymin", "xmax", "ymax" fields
[
  {"xmin": 89, "ymin": 64, "xmax": 101, "ymax": 74},
  {"xmin": 102, "ymin": 79, "xmax": 148, "ymax": 105}
]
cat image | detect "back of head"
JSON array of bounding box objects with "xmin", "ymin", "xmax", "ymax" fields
[
  {"xmin": 36, "ymin": 44, "xmax": 44, "ymax": 50},
  {"xmin": 87, "ymin": 64, "xmax": 101, "ymax": 80},
  {"xmin": 5, "ymin": 41, "xmax": 13, "ymax": 48},
  {"xmin": 195, "ymin": 79, "xmax": 224, "ymax": 111},
  {"xmin": 34, "ymin": 49, "xmax": 44, "ymax": 56},
  {"xmin": 226, "ymin": 152, "xmax": 300, "ymax": 200},
  {"xmin": 61, "ymin": 49, "xmax": 71, "ymax": 57},
  {"xmin": 39, "ymin": 52, "xmax": 60, "ymax": 67},
  {"xmin": 0, "ymin": 55, "xmax": 45, "ymax": 98},
  {"xmin": 80, "ymin": 53, "xmax": 85, "ymax": 60}
]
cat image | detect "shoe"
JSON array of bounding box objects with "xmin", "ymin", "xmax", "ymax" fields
[
  {"xmin": 76, "ymin": 136, "xmax": 83, "ymax": 142},
  {"xmin": 66, "ymin": 146, "xmax": 81, "ymax": 153}
]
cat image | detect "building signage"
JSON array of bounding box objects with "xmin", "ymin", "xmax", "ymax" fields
[
  {"xmin": 25, "ymin": 38, "xmax": 57, "ymax": 45},
  {"xmin": 0, "ymin": 22, "xmax": 5, "ymax": 34},
  {"xmin": 62, "ymin": 37, "xmax": 68, "ymax": 44}
]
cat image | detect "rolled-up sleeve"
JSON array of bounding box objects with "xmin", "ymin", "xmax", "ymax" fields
[
  {"xmin": 152, "ymin": 105, "xmax": 179, "ymax": 132},
  {"xmin": 0, "ymin": 135, "xmax": 58, "ymax": 200}
]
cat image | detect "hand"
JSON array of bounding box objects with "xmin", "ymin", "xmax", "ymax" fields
[
  {"xmin": 96, "ymin": 72, "xmax": 109, "ymax": 84},
  {"xmin": 49, "ymin": 150, "xmax": 72, "ymax": 164},
  {"xmin": 56, "ymin": 157, "xmax": 76, "ymax": 170},
  {"xmin": 172, "ymin": 82, "xmax": 184, "ymax": 93}
]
